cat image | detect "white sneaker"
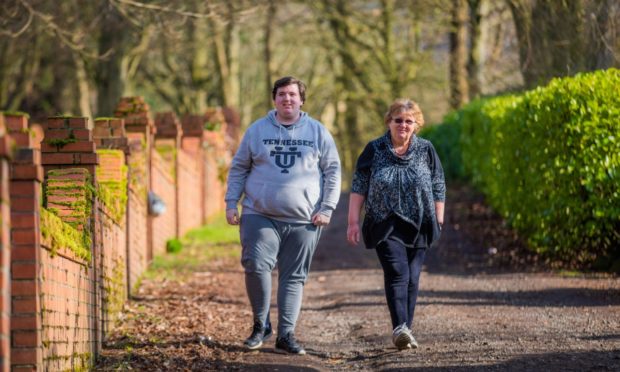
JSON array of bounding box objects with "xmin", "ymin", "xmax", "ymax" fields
[{"xmin": 392, "ymin": 323, "xmax": 413, "ymax": 350}]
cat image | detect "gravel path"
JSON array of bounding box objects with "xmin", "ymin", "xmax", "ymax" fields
[{"xmin": 97, "ymin": 186, "xmax": 620, "ymax": 371}]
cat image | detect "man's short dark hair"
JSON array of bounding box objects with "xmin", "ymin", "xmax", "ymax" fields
[{"xmin": 272, "ymin": 76, "xmax": 306, "ymax": 103}]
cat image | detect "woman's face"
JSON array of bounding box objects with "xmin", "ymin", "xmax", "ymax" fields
[{"xmin": 388, "ymin": 110, "xmax": 416, "ymax": 145}]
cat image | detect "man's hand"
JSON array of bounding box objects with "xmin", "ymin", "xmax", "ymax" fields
[
  {"xmin": 311, "ymin": 213, "xmax": 330, "ymax": 227},
  {"xmin": 226, "ymin": 208, "xmax": 240, "ymax": 225},
  {"xmin": 347, "ymin": 223, "xmax": 360, "ymax": 246}
]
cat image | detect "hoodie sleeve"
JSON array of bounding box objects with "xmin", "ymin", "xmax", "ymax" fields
[
  {"xmin": 317, "ymin": 127, "xmax": 342, "ymax": 218},
  {"xmin": 225, "ymin": 127, "xmax": 253, "ymax": 210}
]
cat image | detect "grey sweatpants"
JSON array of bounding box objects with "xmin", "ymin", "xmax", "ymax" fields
[{"xmin": 240, "ymin": 214, "xmax": 322, "ymax": 336}]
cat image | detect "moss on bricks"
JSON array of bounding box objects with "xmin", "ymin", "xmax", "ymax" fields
[{"xmin": 40, "ymin": 208, "xmax": 91, "ymax": 261}]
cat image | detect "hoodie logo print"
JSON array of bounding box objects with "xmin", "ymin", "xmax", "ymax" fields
[{"xmin": 270, "ymin": 146, "xmax": 301, "ymax": 173}]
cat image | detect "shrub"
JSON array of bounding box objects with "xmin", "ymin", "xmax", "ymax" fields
[
  {"xmin": 457, "ymin": 68, "xmax": 620, "ymax": 268},
  {"xmin": 166, "ymin": 238, "xmax": 183, "ymax": 254},
  {"xmin": 419, "ymin": 113, "xmax": 465, "ymax": 181}
]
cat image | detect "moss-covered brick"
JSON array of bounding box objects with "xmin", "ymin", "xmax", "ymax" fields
[
  {"xmin": 96, "ymin": 150, "xmax": 128, "ymax": 223},
  {"xmin": 44, "ymin": 168, "xmax": 94, "ymax": 254},
  {"xmin": 40, "ymin": 208, "xmax": 91, "ymax": 261},
  {"xmin": 2, "ymin": 110, "xmax": 30, "ymax": 118},
  {"xmin": 103, "ymin": 257, "xmax": 126, "ymax": 328}
]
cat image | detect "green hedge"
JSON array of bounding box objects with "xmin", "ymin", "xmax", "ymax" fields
[
  {"xmin": 435, "ymin": 68, "xmax": 620, "ymax": 268},
  {"xmin": 419, "ymin": 113, "xmax": 465, "ymax": 180}
]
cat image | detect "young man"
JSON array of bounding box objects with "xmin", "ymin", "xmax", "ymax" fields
[{"xmin": 225, "ymin": 76, "xmax": 341, "ymax": 354}]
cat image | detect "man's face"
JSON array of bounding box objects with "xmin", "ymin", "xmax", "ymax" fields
[{"xmin": 274, "ymin": 84, "xmax": 303, "ymax": 123}]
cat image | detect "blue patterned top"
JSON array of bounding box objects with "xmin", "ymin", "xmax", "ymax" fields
[{"xmin": 351, "ymin": 132, "xmax": 446, "ymax": 247}]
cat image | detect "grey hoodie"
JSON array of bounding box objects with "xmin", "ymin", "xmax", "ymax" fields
[{"xmin": 225, "ymin": 110, "xmax": 341, "ymax": 223}]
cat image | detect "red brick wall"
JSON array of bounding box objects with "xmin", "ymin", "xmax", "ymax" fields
[
  {"xmin": 97, "ymin": 207, "xmax": 127, "ymax": 337},
  {"xmin": 39, "ymin": 237, "xmax": 94, "ymax": 371},
  {"xmin": 181, "ymin": 112, "xmax": 231, "ymax": 223},
  {"xmin": 127, "ymin": 190, "xmax": 147, "ymax": 293},
  {"xmin": 8, "ymin": 114, "xmax": 44, "ymax": 371},
  {"xmin": 0, "ymin": 115, "xmax": 12, "ymax": 372},
  {"xmin": 115, "ymin": 98, "xmax": 154, "ymax": 262},
  {"xmin": 0, "ymin": 100, "xmax": 237, "ymax": 369},
  {"xmin": 150, "ymin": 152, "xmax": 176, "ymax": 256},
  {"xmin": 95, "ymin": 149, "xmax": 128, "ymax": 337},
  {"xmin": 37, "ymin": 118, "xmax": 100, "ymax": 369},
  {"xmin": 177, "ymin": 149, "xmax": 201, "ymax": 236},
  {"xmin": 126, "ymin": 132, "xmax": 151, "ymax": 265},
  {"xmin": 203, "ymin": 131, "xmax": 228, "ymax": 221},
  {"xmin": 40, "ymin": 167, "xmax": 97, "ymax": 370}
]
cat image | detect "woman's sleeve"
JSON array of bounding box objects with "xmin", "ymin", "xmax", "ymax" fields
[
  {"xmin": 428, "ymin": 143, "xmax": 446, "ymax": 202},
  {"xmin": 350, "ymin": 142, "xmax": 374, "ymax": 196}
]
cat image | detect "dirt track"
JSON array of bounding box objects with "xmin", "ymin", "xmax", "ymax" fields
[{"xmin": 97, "ymin": 186, "xmax": 620, "ymax": 371}]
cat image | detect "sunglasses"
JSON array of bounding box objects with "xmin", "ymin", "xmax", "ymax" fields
[{"xmin": 392, "ymin": 118, "xmax": 415, "ymax": 125}]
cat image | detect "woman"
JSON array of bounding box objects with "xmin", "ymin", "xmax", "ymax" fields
[{"xmin": 347, "ymin": 98, "xmax": 445, "ymax": 350}]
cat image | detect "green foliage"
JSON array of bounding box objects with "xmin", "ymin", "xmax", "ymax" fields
[
  {"xmin": 46, "ymin": 136, "xmax": 77, "ymax": 148},
  {"xmin": 142, "ymin": 213, "xmax": 240, "ymax": 281},
  {"xmin": 166, "ymin": 238, "xmax": 183, "ymax": 253},
  {"xmin": 43, "ymin": 168, "xmax": 94, "ymax": 262},
  {"xmin": 96, "ymin": 150, "xmax": 128, "ymax": 224},
  {"xmin": 40, "ymin": 208, "xmax": 91, "ymax": 262},
  {"xmin": 184, "ymin": 212, "xmax": 240, "ymax": 245},
  {"xmin": 146, "ymin": 243, "xmax": 239, "ymax": 281},
  {"xmin": 455, "ymin": 68, "xmax": 620, "ymax": 268},
  {"xmin": 155, "ymin": 144, "xmax": 177, "ymax": 179},
  {"xmin": 102, "ymin": 257, "xmax": 126, "ymax": 322},
  {"xmin": 2, "ymin": 110, "xmax": 30, "ymax": 118},
  {"xmin": 204, "ymin": 121, "xmax": 221, "ymax": 131},
  {"xmin": 419, "ymin": 116, "xmax": 465, "ymax": 180}
]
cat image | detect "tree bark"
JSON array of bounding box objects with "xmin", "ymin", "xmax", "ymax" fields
[
  {"xmin": 467, "ymin": 0, "xmax": 482, "ymax": 98},
  {"xmin": 508, "ymin": 0, "xmax": 586, "ymax": 88},
  {"xmin": 449, "ymin": 0, "xmax": 470, "ymax": 109},
  {"xmin": 264, "ymin": 0, "xmax": 276, "ymax": 111},
  {"xmin": 95, "ymin": 4, "xmax": 131, "ymax": 117},
  {"xmin": 74, "ymin": 53, "xmax": 93, "ymax": 120}
]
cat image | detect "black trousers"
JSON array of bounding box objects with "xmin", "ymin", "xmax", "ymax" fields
[{"xmin": 375, "ymin": 237, "xmax": 426, "ymax": 330}]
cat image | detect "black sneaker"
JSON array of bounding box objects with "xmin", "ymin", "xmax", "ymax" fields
[
  {"xmin": 275, "ymin": 332, "xmax": 306, "ymax": 355},
  {"xmin": 244, "ymin": 320, "xmax": 273, "ymax": 350}
]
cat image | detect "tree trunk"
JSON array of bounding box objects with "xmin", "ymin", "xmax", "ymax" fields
[
  {"xmin": 264, "ymin": 0, "xmax": 276, "ymax": 111},
  {"xmin": 449, "ymin": 0, "xmax": 470, "ymax": 109},
  {"xmin": 585, "ymin": 0, "xmax": 617, "ymax": 71},
  {"xmin": 508, "ymin": 0, "xmax": 586, "ymax": 88},
  {"xmin": 74, "ymin": 53, "xmax": 93, "ymax": 121},
  {"xmin": 467, "ymin": 0, "xmax": 482, "ymax": 98},
  {"xmin": 190, "ymin": 12, "xmax": 209, "ymax": 114},
  {"xmin": 95, "ymin": 4, "xmax": 130, "ymax": 116}
]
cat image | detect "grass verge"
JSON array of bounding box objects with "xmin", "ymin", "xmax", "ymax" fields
[{"xmin": 143, "ymin": 213, "xmax": 241, "ymax": 281}]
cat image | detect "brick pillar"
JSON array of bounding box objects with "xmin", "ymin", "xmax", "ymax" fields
[
  {"xmin": 114, "ymin": 97, "xmax": 155, "ymax": 261},
  {"xmin": 202, "ymin": 109, "xmax": 231, "ymax": 220},
  {"xmin": 0, "ymin": 114, "xmax": 14, "ymax": 372},
  {"xmin": 93, "ymin": 118, "xmax": 128, "ymax": 150},
  {"xmin": 181, "ymin": 114, "xmax": 207, "ymax": 225},
  {"xmin": 93, "ymin": 117, "xmax": 132, "ymax": 304},
  {"xmin": 154, "ymin": 112, "xmax": 182, "ymax": 237},
  {"xmin": 40, "ymin": 116, "xmax": 101, "ymax": 355},
  {"xmin": 7, "ymin": 114, "xmax": 44, "ymax": 371},
  {"xmin": 40, "ymin": 117, "xmax": 98, "ymax": 176}
]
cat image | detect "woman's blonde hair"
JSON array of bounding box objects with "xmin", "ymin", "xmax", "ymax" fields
[{"xmin": 383, "ymin": 98, "xmax": 425, "ymax": 133}]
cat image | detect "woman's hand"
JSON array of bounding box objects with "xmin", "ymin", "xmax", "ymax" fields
[
  {"xmin": 347, "ymin": 193, "xmax": 366, "ymax": 246},
  {"xmin": 347, "ymin": 223, "xmax": 360, "ymax": 246}
]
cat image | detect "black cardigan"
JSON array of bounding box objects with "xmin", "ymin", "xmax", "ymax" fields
[{"xmin": 351, "ymin": 132, "xmax": 446, "ymax": 249}]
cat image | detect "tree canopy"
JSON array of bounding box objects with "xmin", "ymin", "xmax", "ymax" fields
[{"xmin": 1, "ymin": 0, "xmax": 618, "ymax": 182}]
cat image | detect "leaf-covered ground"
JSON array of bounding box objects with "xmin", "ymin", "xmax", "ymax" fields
[{"xmin": 96, "ymin": 185, "xmax": 620, "ymax": 371}]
